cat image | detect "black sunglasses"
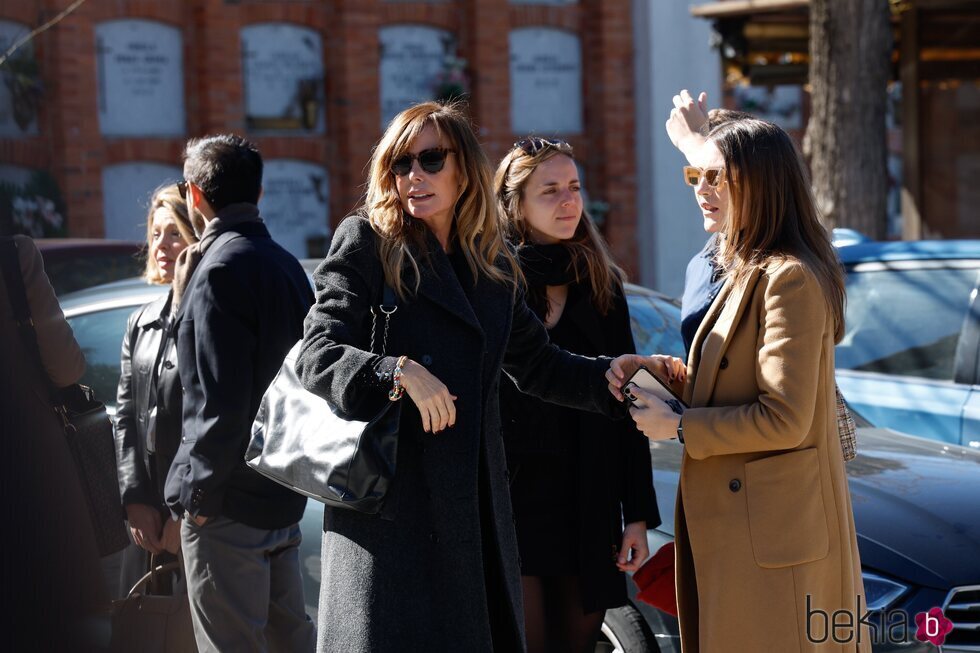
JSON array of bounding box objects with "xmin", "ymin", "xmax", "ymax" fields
[
  {"xmin": 390, "ymin": 148, "xmax": 455, "ymax": 177},
  {"xmin": 514, "ymin": 137, "xmax": 568, "ymax": 155},
  {"xmin": 177, "ymin": 180, "xmax": 188, "ymax": 199}
]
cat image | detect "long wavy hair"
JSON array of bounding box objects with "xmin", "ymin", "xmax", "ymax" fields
[
  {"xmin": 495, "ymin": 140, "xmax": 624, "ymax": 317},
  {"xmin": 364, "ymin": 101, "xmax": 520, "ymax": 298},
  {"xmin": 709, "ymin": 119, "xmax": 846, "ymax": 342},
  {"xmin": 142, "ymin": 183, "xmax": 198, "ymax": 285}
]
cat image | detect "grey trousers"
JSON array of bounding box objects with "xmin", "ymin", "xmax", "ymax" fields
[{"xmin": 181, "ymin": 516, "xmax": 316, "ymax": 653}]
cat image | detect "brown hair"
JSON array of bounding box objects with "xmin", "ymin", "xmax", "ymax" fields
[
  {"xmin": 142, "ymin": 183, "xmax": 198, "ymax": 285},
  {"xmin": 364, "ymin": 101, "xmax": 520, "ymax": 298},
  {"xmin": 707, "ymin": 108, "xmax": 754, "ymax": 129},
  {"xmin": 495, "ymin": 140, "xmax": 625, "ymax": 316},
  {"xmin": 709, "ymin": 119, "xmax": 845, "ymax": 341}
]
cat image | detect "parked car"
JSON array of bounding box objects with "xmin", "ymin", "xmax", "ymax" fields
[
  {"xmin": 835, "ymin": 240, "xmax": 980, "ymax": 449},
  {"xmin": 36, "ymin": 238, "xmax": 143, "ymax": 295},
  {"xmin": 61, "ymin": 274, "xmax": 980, "ymax": 652}
]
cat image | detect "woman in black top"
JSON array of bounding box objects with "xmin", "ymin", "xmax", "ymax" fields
[
  {"xmin": 495, "ymin": 138, "xmax": 660, "ymax": 653},
  {"xmin": 115, "ymin": 183, "xmax": 199, "ymax": 592}
]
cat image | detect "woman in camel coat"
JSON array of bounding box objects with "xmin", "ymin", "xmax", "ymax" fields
[{"xmin": 610, "ymin": 117, "xmax": 868, "ymax": 652}]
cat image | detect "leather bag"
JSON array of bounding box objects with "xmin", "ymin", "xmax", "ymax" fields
[
  {"xmin": 0, "ymin": 237, "xmax": 129, "ymax": 556},
  {"xmin": 110, "ymin": 557, "xmax": 195, "ymax": 653},
  {"xmin": 247, "ymin": 286, "xmax": 401, "ymax": 513}
]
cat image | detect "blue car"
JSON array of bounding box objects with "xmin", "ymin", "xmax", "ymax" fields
[{"xmin": 834, "ymin": 240, "xmax": 980, "ymax": 449}]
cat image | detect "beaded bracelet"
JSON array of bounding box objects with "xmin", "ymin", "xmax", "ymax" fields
[{"xmin": 389, "ymin": 355, "xmax": 408, "ymax": 402}]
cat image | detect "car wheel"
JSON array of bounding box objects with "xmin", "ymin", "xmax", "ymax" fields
[{"xmin": 596, "ymin": 605, "xmax": 659, "ymax": 653}]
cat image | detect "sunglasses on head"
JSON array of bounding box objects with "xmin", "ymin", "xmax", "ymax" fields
[
  {"xmin": 390, "ymin": 148, "xmax": 455, "ymax": 177},
  {"xmin": 514, "ymin": 137, "xmax": 567, "ymax": 155},
  {"xmin": 683, "ymin": 166, "xmax": 726, "ymax": 188}
]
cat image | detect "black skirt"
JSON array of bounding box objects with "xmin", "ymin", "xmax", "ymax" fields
[{"xmin": 508, "ymin": 448, "xmax": 580, "ymax": 575}]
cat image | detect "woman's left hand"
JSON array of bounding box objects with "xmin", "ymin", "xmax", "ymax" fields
[
  {"xmin": 616, "ymin": 521, "xmax": 650, "ymax": 572},
  {"xmin": 628, "ymin": 386, "xmax": 682, "ymax": 442}
]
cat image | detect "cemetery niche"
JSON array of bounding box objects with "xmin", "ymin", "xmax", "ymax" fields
[
  {"xmin": 242, "ymin": 24, "xmax": 325, "ymax": 133},
  {"xmin": 258, "ymin": 160, "xmax": 331, "ymax": 259},
  {"xmin": 510, "ymin": 28, "xmax": 583, "ymax": 135},
  {"xmin": 379, "ymin": 25, "xmax": 454, "ymax": 129},
  {"xmin": 95, "ymin": 20, "xmax": 185, "ymax": 137},
  {"xmin": 101, "ymin": 162, "xmax": 182, "ymax": 242}
]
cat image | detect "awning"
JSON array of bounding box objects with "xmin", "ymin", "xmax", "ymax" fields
[{"xmin": 690, "ymin": 0, "xmax": 810, "ymax": 19}]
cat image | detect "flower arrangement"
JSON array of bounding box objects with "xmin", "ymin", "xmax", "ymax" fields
[
  {"xmin": 432, "ymin": 55, "xmax": 470, "ymax": 103},
  {"xmin": 0, "ymin": 170, "xmax": 67, "ymax": 237},
  {"xmin": 0, "ymin": 52, "xmax": 43, "ymax": 132}
]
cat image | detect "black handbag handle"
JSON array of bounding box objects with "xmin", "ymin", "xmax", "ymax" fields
[
  {"xmin": 0, "ymin": 237, "xmax": 61, "ymax": 405},
  {"xmin": 125, "ymin": 560, "xmax": 183, "ymax": 598}
]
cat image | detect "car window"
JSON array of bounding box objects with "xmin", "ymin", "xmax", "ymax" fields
[
  {"xmin": 836, "ymin": 265, "xmax": 979, "ymax": 381},
  {"xmin": 627, "ymin": 293, "xmax": 685, "ymax": 359},
  {"xmin": 45, "ymin": 254, "xmax": 144, "ymax": 296},
  {"xmin": 67, "ymin": 306, "xmax": 137, "ymax": 406}
]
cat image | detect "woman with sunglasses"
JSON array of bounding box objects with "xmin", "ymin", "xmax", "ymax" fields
[
  {"xmin": 494, "ymin": 138, "xmax": 659, "ymax": 653},
  {"xmin": 114, "ymin": 183, "xmax": 200, "ymax": 594},
  {"xmin": 296, "ymin": 102, "xmax": 664, "ymax": 653},
  {"xmin": 610, "ymin": 109, "xmax": 868, "ymax": 651}
]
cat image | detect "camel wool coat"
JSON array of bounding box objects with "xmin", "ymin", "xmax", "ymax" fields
[{"xmin": 674, "ymin": 260, "xmax": 869, "ymax": 653}]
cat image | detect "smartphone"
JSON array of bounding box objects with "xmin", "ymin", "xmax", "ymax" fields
[{"xmin": 622, "ymin": 366, "xmax": 688, "ymax": 415}]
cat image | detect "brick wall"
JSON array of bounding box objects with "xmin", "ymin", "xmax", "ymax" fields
[{"xmin": 1, "ymin": 0, "xmax": 639, "ymax": 275}]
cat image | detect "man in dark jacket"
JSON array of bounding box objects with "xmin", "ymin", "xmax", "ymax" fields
[{"xmin": 164, "ymin": 134, "xmax": 315, "ymax": 652}]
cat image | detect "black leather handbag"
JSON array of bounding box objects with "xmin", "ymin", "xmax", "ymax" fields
[
  {"xmin": 0, "ymin": 237, "xmax": 129, "ymax": 556},
  {"xmin": 247, "ymin": 287, "xmax": 401, "ymax": 514}
]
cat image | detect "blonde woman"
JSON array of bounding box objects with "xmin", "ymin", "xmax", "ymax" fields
[
  {"xmin": 495, "ymin": 138, "xmax": 658, "ymax": 653},
  {"xmin": 115, "ymin": 184, "xmax": 198, "ymax": 592},
  {"xmin": 296, "ymin": 102, "xmax": 647, "ymax": 652}
]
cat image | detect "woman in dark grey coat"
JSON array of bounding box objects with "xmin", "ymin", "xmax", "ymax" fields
[{"xmin": 296, "ymin": 102, "xmax": 646, "ymax": 652}]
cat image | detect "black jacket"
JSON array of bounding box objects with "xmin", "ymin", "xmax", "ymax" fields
[
  {"xmin": 295, "ymin": 216, "xmax": 622, "ymax": 652},
  {"xmin": 115, "ymin": 291, "xmax": 182, "ymax": 510},
  {"xmin": 164, "ymin": 220, "xmax": 314, "ymax": 529},
  {"xmin": 500, "ymin": 280, "xmax": 661, "ymax": 611}
]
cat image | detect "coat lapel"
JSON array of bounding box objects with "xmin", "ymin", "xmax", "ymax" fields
[
  {"xmin": 414, "ymin": 243, "xmax": 484, "ymax": 336},
  {"xmin": 685, "ymin": 267, "xmax": 762, "ymax": 407}
]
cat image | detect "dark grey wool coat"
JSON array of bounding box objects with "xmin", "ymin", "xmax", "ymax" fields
[{"xmin": 296, "ymin": 216, "xmax": 621, "ymax": 652}]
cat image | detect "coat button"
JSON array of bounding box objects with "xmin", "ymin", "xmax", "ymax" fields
[
  {"xmin": 729, "ymin": 479, "xmax": 741, "ymax": 492},
  {"xmin": 163, "ymin": 360, "xmax": 175, "ymax": 369},
  {"xmin": 421, "ymin": 354, "xmax": 433, "ymax": 365},
  {"xmin": 429, "ymin": 532, "xmax": 440, "ymax": 544},
  {"xmin": 719, "ymin": 357, "xmax": 729, "ymax": 370}
]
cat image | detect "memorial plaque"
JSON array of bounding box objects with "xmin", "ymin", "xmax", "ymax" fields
[
  {"xmin": 0, "ymin": 20, "xmax": 39, "ymax": 136},
  {"xmin": 242, "ymin": 24, "xmax": 325, "ymax": 133},
  {"xmin": 259, "ymin": 160, "xmax": 330, "ymax": 258},
  {"xmin": 379, "ymin": 25, "xmax": 452, "ymax": 129},
  {"xmin": 510, "ymin": 28, "xmax": 583, "ymax": 135},
  {"xmin": 732, "ymin": 85, "xmax": 802, "ymax": 130},
  {"xmin": 0, "ymin": 164, "xmax": 32, "ymax": 187},
  {"xmin": 102, "ymin": 162, "xmax": 182, "ymax": 241},
  {"xmin": 95, "ymin": 20, "xmax": 185, "ymax": 136}
]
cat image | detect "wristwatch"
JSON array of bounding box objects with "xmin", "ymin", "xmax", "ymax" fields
[{"xmin": 676, "ymin": 417, "xmax": 685, "ymax": 444}]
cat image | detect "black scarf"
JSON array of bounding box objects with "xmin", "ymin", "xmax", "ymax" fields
[
  {"xmin": 515, "ymin": 243, "xmax": 581, "ymax": 320},
  {"xmin": 516, "ymin": 243, "xmax": 580, "ymax": 286}
]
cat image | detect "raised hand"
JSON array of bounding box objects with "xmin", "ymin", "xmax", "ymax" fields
[{"xmin": 666, "ymin": 89, "xmax": 710, "ymax": 158}]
